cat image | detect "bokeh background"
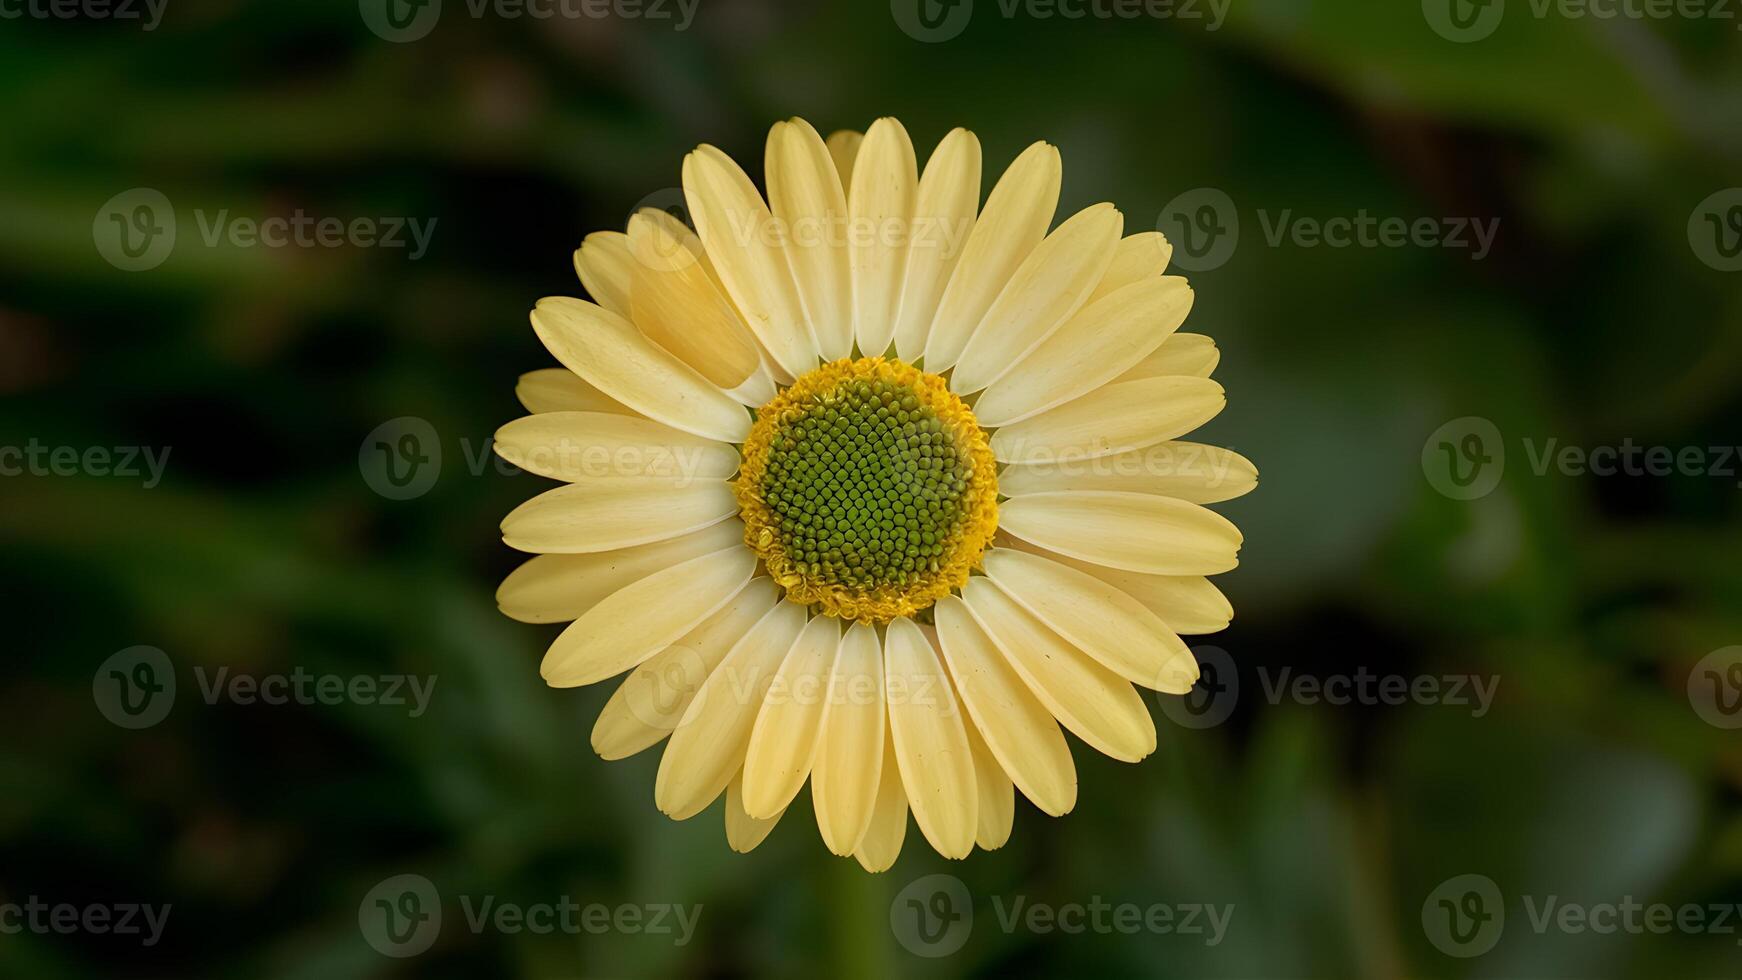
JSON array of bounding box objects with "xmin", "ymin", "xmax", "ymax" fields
[{"xmin": 4, "ymin": 0, "xmax": 1742, "ymax": 976}]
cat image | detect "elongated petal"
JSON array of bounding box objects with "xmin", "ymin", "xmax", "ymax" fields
[
  {"xmin": 963, "ymin": 712, "xmax": 1013, "ymax": 850},
  {"xmin": 531, "ymin": 296, "xmax": 750, "ymax": 444},
  {"xmin": 963, "ymin": 580, "xmax": 1156, "ymax": 762},
  {"xmin": 974, "ymin": 276, "xmax": 1194, "ymax": 426},
  {"xmin": 626, "ymin": 212, "xmax": 766, "ymax": 397},
  {"xmin": 1116, "ymin": 332, "xmax": 1219, "ymax": 381},
  {"xmin": 539, "ymin": 548, "xmax": 756, "ymax": 688},
  {"xmin": 990, "ymin": 376, "xmax": 1225, "ymax": 464},
  {"xmin": 997, "ymin": 536, "xmax": 1233, "ymax": 634},
  {"xmin": 999, "ymin": 440, "xmax": 1257, "ymax": 504},
  {"xmin": 516, "ymin": 369, "xmax": 641, "ymax": 417},
  {"xmin": 883, "ymin": 618, "xmax": 977, "ymax": 859},
  {"xmin": 933, "ymin": 597, "xmax": 1077, "ymax": 815},
  {"xmin": 767, "ymin": 119, "xmax": 854, "ymax": 360},
  {"xmin": 742, "ymin": 616, "xmax": 841, "ymax": 818},
  {"xmin": 1087, "ymin": 231, "xmax": 1172, "ymax": 303},
  {"xmin": 923, "ymin": 141, "xmax": 1060, "ymax": 370},
  {"xmin": 848, "ymin": 117, "xmax": 918, "ymax": 356},
  {"xmin": 500, "ymin": 479, "xmax": 736, "ymax": 554},
  {"xmin": 826, "ymin": 129, "xmax": 864, "ymax": 192},
  {"xmin": 999, "ymin": 490, "xmax": 1242, "ymax": 576},
  {"xmin": 950, "ymin": 203, "xmax": 1123, "ymax": 394},
  {"xmin": 853, "ymin": 729, "xmax": 909, "ymax": 872},
  {"xmin": 983, "ymin": 549, "xmax": 1198, "ymax": 692},
  {"xmin": 656, "ymin": 600, "xmax": 809, "ymax": 820},
  {"xmin": 572, "ymin": 231, "xmax": 633, "ymax": 316},
  {"xmin": 684, "ymin": 144, "xmax": 819, "ymax": 377},
  {"xmin": 726, "ymin": 772, "xmax": 784, "ymax": 853},
  {"xmin": 812, "ymin": 623, "xmax": 886, "ymax": 855},
  {"xmin": 497, "ymin": 520, "xmax": 745, "ymax": 624},
  {"xmin": 891, "ymin": 128, "xmax": 981, "ymax": 361},
  {"xmin": 494, "ymin": 412, "xmax": 738, "ymax": 483},
  {"xmin": 591, "ymin": 577, "xmax": 781, "ymax": 759}
]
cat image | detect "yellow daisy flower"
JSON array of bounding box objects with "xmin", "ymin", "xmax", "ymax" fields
[{"xmin": 496, "ymin": 117, "xmax": 1254, "ymax": 871}]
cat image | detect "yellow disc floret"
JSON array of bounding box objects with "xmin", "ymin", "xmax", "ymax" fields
[{"xmin": 734, "ymin": 357, "xmax": 998, "ymax": 624}]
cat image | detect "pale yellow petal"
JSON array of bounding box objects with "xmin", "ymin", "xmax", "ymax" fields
[
  {"xmin": 933, "ymin": 596, "xmax": 1077, "ymax": 816},
  {"xmin": 983, "ymin": 549, "xmax": 1198, "ymax": 693},
  {"xmin": 999, "ymin": 440, "xmax": 1257, "ymax": 504},
  {"xmin": 853, "ymin": 728, "xmax": 909, "ymax": 872},
  {"xmin": 812, "ymin": 623, "xmax": 886, "ymax": 856},
  {"xmin": 626, "ymin": 212, "xmax": 766, "ymax": 397},
  {"xmin": 950, "ymin": 203, "xmax": 1123, "ymax": 394},
  {"xmin": 974, "ymin": 276, "xmax": 1195, "ymax": 426},
  {"xmin": 826, "ymin": 129, "xmax": 864, "ymax": 191},
  {"xmin": 963, "ymin": 712, "xmax": 1013, "ymax": 850},
  {"xmin": 767, "ymin": 119, "xmax": 854, "ymax": 360},
  {"xmin": 989, "ymin": 376, "xmax": 1225, "ymax": 464},
  {"xmin": 725, "ymin": 771, "xmax": 784, "ymax": 853},
  {"xmin": 500, "ymin": 478, "xmax": 736, "ymax": 554},
  {"xmin": 656, "ymin": 600, "xmax": 808, "ymax": 820},
  {"xmin": 848, "ymin": 117, "xmax": 918, "ymax": 356},
  {"xmin": 683, "ymin": 144, "xmax": 819, "ymax": 377},
  {"xmin": 999, "ymin": 490, "xmax": 1243, "ymax": 576},
  {"xmin": 882, "ymin": 618, "xmax": 977, "ymax": 860},
  {"xmin": 891, "ymin": 128, "xmax": 981, "ymax": 361},
  {"xmin": 515, "ymin": 369, "xmax": 641, "ymax": 417},
  {"xmin": 997, "ymin": 536, "xmax": 1233, "ymax": 634},
  {"xmin": 590, "ymin": 577, "xmax": 780, "ymax": 760},
  {"xmin": 572, "ymin": 231, "xmax": 633, "ymax": 316},
  {"xmin": 1086, "ymin": 231, "xmax": 1172, "ymax": 303},
  {"xmin": 493, "ymin": 412, "xmax": 739, "ymax": 483},
  {"xmin": 530, "ymin": 296, "xmax": 750, "ymax": 444},
  {"xmin": 1116, "ymin": 332, "xmax": 1219, "ymax": 381},
  {"xmin": 539, "ymin": 547, "xmax": 756, "ymax": 689},
  {"xmin": 922, "ymin": 141, "xmax": 1060, "ymax": 370},
  {"xmin": 497, "ymin": 520, "xmax": 745, "ymax": 624},
  {"xmin": 742, "ymin": 615, "xmax": 841, "ymax": 819},
  {"xmin": 962, "ymin": 579, "xmax": 1156, "ymax": 762}
]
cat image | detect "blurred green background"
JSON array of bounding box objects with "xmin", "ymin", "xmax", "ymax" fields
[{"xmin": 3, "ymin": 0, "xmax": 1742, "ymax": 976}]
